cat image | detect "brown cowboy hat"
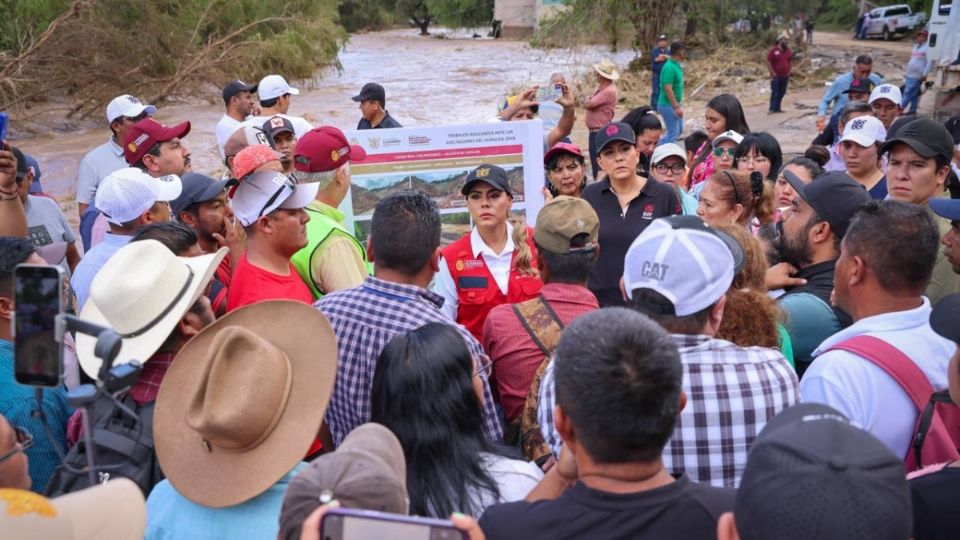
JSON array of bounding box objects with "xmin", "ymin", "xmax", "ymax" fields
[{"xmin": 153, "ymin": 300, "xmax": 338, "ymax": 508}]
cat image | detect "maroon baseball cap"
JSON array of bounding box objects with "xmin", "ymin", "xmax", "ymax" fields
[
  {"xmin": 544, "ymin": 142, "xmax": 584, "ymax": 165},
  {"xmin": 293, "ymin": 126, "xmax": 367, "ymax": 173},
  {"xmin": 123, "ymin": 118, "xmax": 191, "ymax": 166}
]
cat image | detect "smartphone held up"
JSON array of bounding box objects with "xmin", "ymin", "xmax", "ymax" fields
[
  {"xmin": 320, "ymin": 508, "xmax": 468, "ymax": 540},
  {"xmin": 13, "ymin": 264, "xmax": 65, "ymax": 388}
]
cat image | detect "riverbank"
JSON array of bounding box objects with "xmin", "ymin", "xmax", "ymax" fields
[{"xmin": 8, "ymin": 28, "xmax": 921, "ymax": 233}]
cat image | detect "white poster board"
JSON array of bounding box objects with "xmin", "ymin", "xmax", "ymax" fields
[{"xmin": 343, "ymin": 120, "xmax": 546, "ymax": 244}]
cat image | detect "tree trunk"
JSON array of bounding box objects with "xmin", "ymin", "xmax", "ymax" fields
[{"xmin": 683, "ymin": 2, "xmax": 697, "ymax": 38}]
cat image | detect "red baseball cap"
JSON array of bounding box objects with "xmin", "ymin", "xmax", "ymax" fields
[
  {"xmin": 123, "ymin": 118, "xmax": 191, "ymax": 166},
  {"xmin": 229, "ymin": 145, "xmax": 284, "ymax": 195},
  {"xmin": 293, "ymin": 126, "xmax": 367, "ymax": 173},
  {"xmin": 544, "ymin": 142, "xmax": 584, "ymax": 165}
]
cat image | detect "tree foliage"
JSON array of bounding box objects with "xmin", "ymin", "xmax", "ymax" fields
[{"xmin": 0, "ymin": 0, "xmax": 346, "ymax": 114}]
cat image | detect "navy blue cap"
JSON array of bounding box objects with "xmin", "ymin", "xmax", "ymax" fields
[
  {"xmin": 594, "ymin": 121, "xmax": 636, "ymax": 153},
  {"xmin": 930, "ymin": 198, "xmax": 960, "ymax": 221},
  {"xmin": 461, "ymin": 164, "xmax": 513, "ymax": 197},
  {"xmin": 171, "ymin": 173, "xmax": 229, "ymax": 216}
]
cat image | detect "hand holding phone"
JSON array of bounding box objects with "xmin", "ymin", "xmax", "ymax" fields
[
  {"xmin": 14, "ymin": 264, "xmax": 65, "ymax": 388},
  {"xmin": 0, "ymin": 112, "xmax": 9, "ymax": 143},
  {"xmin": 533, "ymin": 84, "xmax": 563, "ymax": 103},
  {"xmin": 320, "ymin": 508, "xmax": 468, "ymax": 540}
]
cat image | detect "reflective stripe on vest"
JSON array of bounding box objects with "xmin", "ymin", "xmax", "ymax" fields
[
  {"xmin": 441, "ymin": 229, "xmax": 543, "ymax": 341},
  {"xmin": 290, "ymin": 208, "xmax": 370, "ymax": 299}
]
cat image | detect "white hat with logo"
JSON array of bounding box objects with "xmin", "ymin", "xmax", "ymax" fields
[
  {"xmin": 623, "ymin": 215, "xmax": 735, "ymax": 316},
  {"xmin": 258, "ymin": 75, "xmax": 300, "ymax": 101},
  {"xmin": 105, "ymin": 95, "xmax": 157, "ymax": 123},
  {"xmin": 229, "ymin": 170, "xmax": 318, "ymax": 227},
  {"xmin": 840, "ymin": 115, "xmax": 887, "ymax": 148},
  {"xmin": 868, "ymin": 83, "xmax": 903, "ymax": 106},
  {"xmin": 712, "ymin": 130, "xmax": 744, "ymax": 148},
  {"xmin": 94, "ymin": 167, "xmax": 182, "ymax": 225}
]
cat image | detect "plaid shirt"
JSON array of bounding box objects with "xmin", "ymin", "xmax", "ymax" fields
[
  {"xmin": 316, "ymin": 276, "xmax": 503, "ymax": 446},
  {"xmin": 538, "ymin": 334, "xmax": 799, "ymax": 488}
]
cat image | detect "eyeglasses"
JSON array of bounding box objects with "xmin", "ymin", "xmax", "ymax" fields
[
  {"xmin": 473, "ymin": 354, "xmax": 493, "ymax": 379},
  {"xmin": 739, "ymin": 155, "xmax": 769, "ymax": 165},
  {"xmin": 0, "ymin": 426, "xmax": 33, "ymax": 464},
  {"xmin": 713, "ymin": 147, "xmax": 737, "ymax": 159},
  {"xmin": 654, "ymin": 163, "xmax": 685, "ymax": 174}
]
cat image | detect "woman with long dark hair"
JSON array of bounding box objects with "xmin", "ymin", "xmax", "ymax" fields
[
  {"xmin": 371, "ymin": 323, "xmax": 542, "ymax": 518},
  {"xmin": 621, "ymin": 106, "xmax": 663, "ymax": 177},
  {"xmin": 689, "ymin": 94, "xmax": 751, "ymax": 187},
  {"xmin": 735, "ymin": 132, "xmax": 783, "ymax": 183}
]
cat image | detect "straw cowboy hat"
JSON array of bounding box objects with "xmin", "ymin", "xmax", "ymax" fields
[
  {"xmin": 153, "ymin": 300, "xmax": 338, "ymax": 508},
  {"xmin": 76, "ymin": 240, "xmax": 227, "ymax": 378},
  {"xmin": 593, "ymin": 59, "xmax": 620, "ymax": 81}
]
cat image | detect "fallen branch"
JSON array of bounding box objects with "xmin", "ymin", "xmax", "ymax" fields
[{"xmin": 0, "ymin": 0, "xmax": 92, "ymax": 80}]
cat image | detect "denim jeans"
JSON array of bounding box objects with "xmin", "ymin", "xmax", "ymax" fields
[
  {"xmin": 651, "ymin": 73, "xmax": 660, "ymax": 109},
  {"xmin": 588, "ymin": 130, "xmax": 600, "ymax": 179},
  {"xmin": 658, "ymin": 103, "xmax": 682, "ymax": 144},
  {"xmin": 769, "ymin": 76, "xmax": 789, "ymax": 112},
  {"xmin": 902, "ymin": 77, "xmax": 923, "ymax": 113}
]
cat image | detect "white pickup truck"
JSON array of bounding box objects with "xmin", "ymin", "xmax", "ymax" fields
[{"xmin": 864, "ymin": 4, "xmax": 927, "ymax": 40}]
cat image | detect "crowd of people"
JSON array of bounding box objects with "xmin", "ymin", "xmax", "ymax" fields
[{"xmin": 1, "ymin": 29, "xmax": 960, "ymax": 540}]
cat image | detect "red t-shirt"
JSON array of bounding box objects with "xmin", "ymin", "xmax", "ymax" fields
[
  {"xmin": 767, "ymin": 46, "xmax": 792, "ymax": 77},
  {"xmin": 226, "ymin": 253, "xmax": 313, "ymax": 311}
]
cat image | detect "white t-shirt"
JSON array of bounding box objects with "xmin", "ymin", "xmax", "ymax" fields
[
  {"xmin": 469, "ymin": 453, "xmax": 543, "ymax": 516},
  {"xmin": 215, "ymin": 114, "xmax": 243, "ymax": 160},
  {"xmin": 434, "ymin": 221, "xmax": 516, "ymax": 321},
  {"xmin": 801, "ymin": 298, "xmax": 956, "ymax": 459},
  {"xmin": 242, "ymin": 113, "xmax": 313, "ymax": 139}
]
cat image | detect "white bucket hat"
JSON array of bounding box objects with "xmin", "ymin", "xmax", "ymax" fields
[{"xmin": 76, "ymin": 239, "xmax": 227, "ymax": 378}]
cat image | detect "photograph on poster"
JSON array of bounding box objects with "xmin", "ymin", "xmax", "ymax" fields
[{"xmin": 344, "ymin": 121, "xmax": 544, "ymax": 245}]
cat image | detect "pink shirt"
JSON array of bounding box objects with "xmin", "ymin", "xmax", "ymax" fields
[{"xmin": 583, "ymin": 82, "xmax": 618, "ymax": 130}]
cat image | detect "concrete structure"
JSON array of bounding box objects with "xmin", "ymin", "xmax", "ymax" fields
[{"xmin": 494, "ymin": 0, "xmax": 567, "ymax": 38}]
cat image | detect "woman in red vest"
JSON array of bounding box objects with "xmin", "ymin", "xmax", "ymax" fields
[{"xmin": 435, "ymin": 163, "xmax": 543, "ymax": 341}]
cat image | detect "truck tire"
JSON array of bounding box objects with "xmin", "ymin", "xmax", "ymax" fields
[{"xmin": 883, "ymin": 26, "xmax": 891, "ymax": 40}]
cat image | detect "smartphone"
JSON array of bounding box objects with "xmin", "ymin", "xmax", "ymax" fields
[
  {"xmin": 0, "ymin": 112, "xmax": 8, "ymax": 142},
  {"xmin": 14, "ymin": 264, "xmax": 65, "ymax": 387},
  {"xmin": 534, "ymin": 84, "xmax": 563, "ymax": 103},
  {"xmin": 320, "ymin": 508, "xmax": 468, "ymax": 540}
]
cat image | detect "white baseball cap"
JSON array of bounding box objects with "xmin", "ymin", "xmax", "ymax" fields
[
  {"xmin": 840, "ymin": 115, "xmax": 887, "ymax": 147},
  {"xmin": 105, "ymin": 94, "xmax": 157, "ymax": 123},
  {"xmin": 623, "ymin": 215, "xmax": 734, "ymax": 316},
  {"xmin": 258, "ymin": 74, "xmax": 300, "ymax": 101},
  {"xmin": 230, "ymin": 170, "xmax": 318, "ymax": 227},
  {"xmin": 712, "ymin": 130, "xmax": 744, "ymax": 148},
  {"xmin": 868, "ymin": 83, "xmax": 903, "ymax": 106},
  {"xmin": 95, "ymin": 167, "xmax": 182, "ymax": 225},
  {"xmin": 651, "ymin": 143, "xmax": 687, "ymax": 165}
]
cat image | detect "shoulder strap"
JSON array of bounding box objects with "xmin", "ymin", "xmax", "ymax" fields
[
  {"xmin": 512, "ymin": 294, "xmax": 565, "ymax": 357},
  {"xmin": 827, "ymin": 335, "xmax": 935, "ymax": 411}
]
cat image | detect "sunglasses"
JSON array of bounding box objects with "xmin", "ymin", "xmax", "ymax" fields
[
  {"xmin": 124, "ymin": 111, "xmax": 150, "ymax": 123},
  {"xmin": 0, "ymin": 426, "xmax": 33, "ymax": 464},
  {"xmin": 473, "ymin": 354, "xmax": 493, "ymax": 379},
  {"xmin": 713, "ymin": 147, "xmax": 737, "ymax": 158}
]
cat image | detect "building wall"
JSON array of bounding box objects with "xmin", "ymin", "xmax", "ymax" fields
[{"xmin": 495, "ymin": 0, "xmax": 569, "ymax": 38}]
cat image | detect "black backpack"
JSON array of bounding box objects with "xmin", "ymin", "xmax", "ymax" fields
[{"xmin": 45, "ymin": 393, "xmax": 163, "ymax": 497}]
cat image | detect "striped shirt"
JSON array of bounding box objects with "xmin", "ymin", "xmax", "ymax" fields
[
  {"xmin": 538, "ymin": 334, "xmax": 799, "ymax": 488},
  {"xmin": 316, "ymin": 276, "xmax": 503, "ymax": 446}
]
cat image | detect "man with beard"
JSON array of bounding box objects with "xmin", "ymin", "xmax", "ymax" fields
[
  {"xmin": 776, "ymin": 170, "xmax": 872, "ymax": 375},
  {"xmin": 171, "ymin": 173, "xmax": 244, "ymax": 315}
]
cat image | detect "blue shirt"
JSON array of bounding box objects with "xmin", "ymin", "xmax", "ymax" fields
[
  {"xmin": 145, "ymin": 462, "xmax": 307, "ymax": 540},
  {"xmin": 70, "ymin": 233, "xmax": 131, "ymax": 310},
  {"xmin": 817, "ymin": 71, "xmax": 884, "ymax": 116},
  {"xmin": 651, "ymin": 47, "xmax": 670, "ymax": 74},
  {"xmin": 677, "ymin": 187, "xmax": 699, "ymax": 215},
  {"xmin": 0, "ymin": 339, "xmax": 70, "ymax": 493}
]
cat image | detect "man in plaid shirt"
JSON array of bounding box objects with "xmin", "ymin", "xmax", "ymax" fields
[
  {"xmin": 316, "ymin": 191, "xmax": 503, "ymax": 446},
  {"xmin": 538, "ymin": 216, "xmax": 798, "ymax": 487}
]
